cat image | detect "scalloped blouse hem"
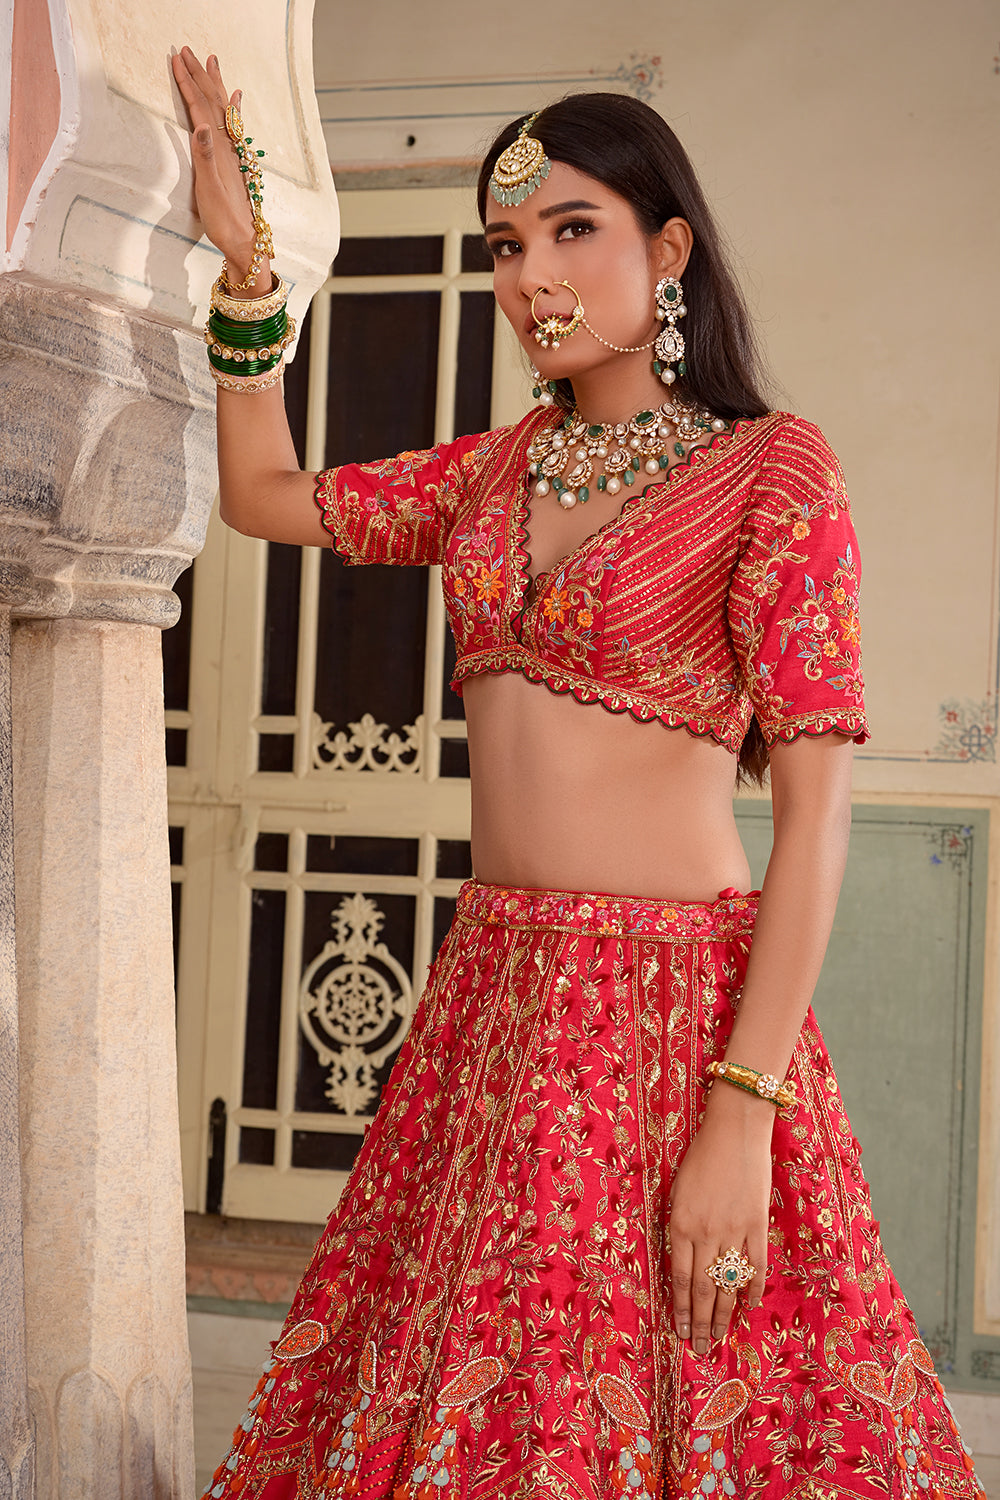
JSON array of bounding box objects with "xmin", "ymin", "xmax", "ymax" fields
[
  {"xmin": 315, "ymin": 480, "xmax": 368, "ymax": 566},
  {"xmin": 452, "ymin": 653, "xmax": 870, "ymax": 753}
]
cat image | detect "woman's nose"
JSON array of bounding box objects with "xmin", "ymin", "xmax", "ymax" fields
[{"xmin": 517, "ymin": 253, "xmax": 554, "ymax": 304}]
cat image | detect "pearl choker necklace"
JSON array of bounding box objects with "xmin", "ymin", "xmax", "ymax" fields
[{"xmin": 527, "ymin": 400, "xmax": 727, "ymax": 509}]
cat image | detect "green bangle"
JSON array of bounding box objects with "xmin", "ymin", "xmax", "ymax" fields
[{"xmin": 208, "ymin": 311, "xmax": 287, "ymax": 346}]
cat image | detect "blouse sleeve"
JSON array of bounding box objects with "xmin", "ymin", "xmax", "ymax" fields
[
  {"xmin": 727, "ymin": 418, "xmax": 870, "ymax": 746},
  {"xmin": 312, "ymin": 430, "xmax": 487, "ymax": 567}
]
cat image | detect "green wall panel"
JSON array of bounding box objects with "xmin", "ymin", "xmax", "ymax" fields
[{"xmin": 734, "ymin": 801, "xmax": 996, "ymax": 1392}]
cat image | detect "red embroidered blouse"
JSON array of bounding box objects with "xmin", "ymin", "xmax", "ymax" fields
[{"xmin": 313, "ymin": 407, "xmax": 869, "ymax": 753}]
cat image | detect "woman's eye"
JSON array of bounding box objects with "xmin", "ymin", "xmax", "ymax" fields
[
  {"xmin": 488, "ymin": 239, "xmax": 520, "ymax": 259},
  {"xmin": 556, "ymin": 220, "xmax": 595, "ymax": 241}
]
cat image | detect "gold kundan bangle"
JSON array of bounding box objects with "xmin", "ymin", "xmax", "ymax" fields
[
  {"xmin": 707, "ymin": 1060, "xmax": 796, "ymax": 1110},
  {"xmin": 209, "ymin": 354, "xmax": 285, "ymax": 393},
  {"xmin": 210, "ymin": 274, "xmax": 288, "ymax": 322}
]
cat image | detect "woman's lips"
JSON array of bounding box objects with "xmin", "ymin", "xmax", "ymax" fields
[{"xmin": 525, "ymin": 308, "xmax": 569, "ymax": 333}]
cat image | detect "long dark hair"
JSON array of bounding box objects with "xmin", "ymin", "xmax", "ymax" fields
[{"xmin": 478, "ymin": 93, "xmax": 772, "ymax": 785}]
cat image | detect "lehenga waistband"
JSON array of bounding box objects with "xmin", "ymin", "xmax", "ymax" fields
[{"xmin": 455, "ymin": 879, "xmax": 759, "ymax": 942}]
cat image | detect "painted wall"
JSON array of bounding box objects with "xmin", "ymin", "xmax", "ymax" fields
[{"xmin": 310, "ymin": 0, "xmax": 1000, "ymax": 1392}]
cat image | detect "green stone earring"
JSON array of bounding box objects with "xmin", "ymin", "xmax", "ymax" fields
[{"xmin": 652, "ymin": 276, "xmax": 687, "ymax": 385}]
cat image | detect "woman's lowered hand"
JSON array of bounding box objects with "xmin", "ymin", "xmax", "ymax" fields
[{"xmin": 667, "ymin": 1082, "xmax": 773, "ymax": 1353}]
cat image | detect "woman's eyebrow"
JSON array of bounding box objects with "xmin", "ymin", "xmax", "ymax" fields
[
  {"xmin": 537, "ymin": 199, "xmax": 601, "ymax": 220},
  {"xmin": 484, "ymin": 200, "xmax": 602, "ymax": 237}
]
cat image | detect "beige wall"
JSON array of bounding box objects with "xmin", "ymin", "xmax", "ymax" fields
[
  {"xmin": 310, "ymin": 0, "xmax": 1000, "ymax": 1374},
  {"xmin": 316, "ymin": 0, "xmax": 1000, "ymax": 794}
]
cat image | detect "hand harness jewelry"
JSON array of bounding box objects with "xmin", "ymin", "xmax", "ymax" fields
[
  {"xmin": 488, "ymin": 112, "xmax": 552, "ymax": 206},
  {"xmin": 221, "ymin": 103, "xmax": 275, "ymax": 292},
  {"xmin": 527, "ymin": 400, "xmax": 727, "ymax": 509}
]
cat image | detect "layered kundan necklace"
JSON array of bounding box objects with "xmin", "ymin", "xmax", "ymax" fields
[{"xmin": 527, "ymin": 398, "xmax": 728, "ymax": 509}]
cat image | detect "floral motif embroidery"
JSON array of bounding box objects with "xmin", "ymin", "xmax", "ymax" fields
[
  {"xmin": 201, "ymin": 882, "xmax": 985, "ymax": 1500},
  {"xmin": 314, "ymin": 411, "xmax": 870, "ymax": 752}
]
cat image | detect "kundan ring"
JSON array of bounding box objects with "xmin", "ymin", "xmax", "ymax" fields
[
  {"xmin": 705, "ymin": 1247, "xmax": 755, "ymax": 1295},
  {"xmin": 224, "ymin": 104, "xmax": 245, "ymax": 144},
  {"xmin": 530, "ymin": 281, "xmax": 585, "ymax": 349}
]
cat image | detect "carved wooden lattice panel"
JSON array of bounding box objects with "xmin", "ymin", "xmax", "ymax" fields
[{"xmin": 170, "ymin": 188, "xmax": 528, "ymax": 1223}]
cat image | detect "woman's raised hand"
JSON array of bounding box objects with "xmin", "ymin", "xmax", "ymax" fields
[{"xmin": 171, "ymin": 49, "xmax": 259, "ymax": 278}]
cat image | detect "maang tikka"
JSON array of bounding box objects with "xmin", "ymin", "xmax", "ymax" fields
[
  {"xmin": 489, "ymin": 112, "xmax": 551, "ymax": 206},
  {"xmin": 653, "ymin": 276, "xmax": 687, "ymax": 385}
]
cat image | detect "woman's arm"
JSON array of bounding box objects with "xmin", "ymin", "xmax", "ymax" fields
[
  {"xmin": 668, "ymin": 732, "xmax": 854, "ymax": 1353},
  {"xmin": 171, "ymin": 47, "xmax": 327, "ymax": 546}
]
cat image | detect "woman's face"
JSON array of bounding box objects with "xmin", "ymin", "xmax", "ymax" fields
[{"xmin": 484, "ymin": 160, "xmax": 687, "ymax": 382}]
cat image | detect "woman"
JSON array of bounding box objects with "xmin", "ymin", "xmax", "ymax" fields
[{"xmin": 172, "ymin": 49, "xmax": 985, "ymax": 1500}]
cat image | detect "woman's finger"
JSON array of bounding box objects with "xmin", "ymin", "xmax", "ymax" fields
[
  {"xmin": 711, "ymin": 1285, "xmax": 737, "ymax": 1342},
  {"xmin": 172, "ymin": 50, "xmax": 222, "ymax": 136},
  {"xmin": 669, "ymin": 1227, "xmax": 693, "ymax": 1343},
  {"xmin": 206, "ymin": 54, "xmax": 234, "ymax": 110},
  {"xmin": 746, "ymin": 1232, "xmax": 767, "ymax": 1309},
  {"xmin": 690, "ymin": 1242, "xmax": 718, "ymax": 1356},
  {"xmin": 180, "ymin": 47, "xmax": 226, "ymax": 113}
]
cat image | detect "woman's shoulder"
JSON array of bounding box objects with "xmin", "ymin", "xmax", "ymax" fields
[
  {"xmin": 747, "ymin": 410, "xmax": 850, "ymax": 504},
  {"xmin": 753, "ymin": 411, "xmax": 844, "ymax": 468}
]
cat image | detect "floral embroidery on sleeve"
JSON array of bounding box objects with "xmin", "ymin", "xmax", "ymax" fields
[
  {"xmin": 313, "ymin": 434, "xmax": 492, "ymax": 568},
  {"xmin": 728, "ymin": 429, "xmax": 869, "ymax": 746}
]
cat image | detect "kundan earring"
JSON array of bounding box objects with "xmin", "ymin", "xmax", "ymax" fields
[
  {"xmin": 653, "ymin": 276, "xmax": 687, "ymax": 385},
  {"xmin": 530, "ymin": 366, "xmax": 558, "ymax": 407}
]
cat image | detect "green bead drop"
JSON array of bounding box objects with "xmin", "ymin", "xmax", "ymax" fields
[
  {"xmin": 624, "ymin": 468, "xmax": 636, "ymax": 485},
  {"xmin": 678, "ymin": 360, "xmax": 687, "ymax": 375},
  {"xmin": 653, "ymin": 361, "xmax": 663, "ymax": 374},
  {"xmin": 532, "ymin": 387, "xmax": 541, "ymax": 399},
  {"xmin": 674, "ymin": 442, "xmax": 685, "ymax": 458},
  {"xmin": 659, "ymin": 454, "xmax": 670, "ymax": 469},
  {"xmin": 578, "ymin": 487, "xmax": 589, "ymax": 504},
  {"xmin": 597, "ymin": 475, "xmax": 607, "ymax": 492}
]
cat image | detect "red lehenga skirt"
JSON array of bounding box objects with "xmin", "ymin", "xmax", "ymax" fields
[{"xmin": 203, "ymin": 881, "xmax": 985, "ymax": 1500}]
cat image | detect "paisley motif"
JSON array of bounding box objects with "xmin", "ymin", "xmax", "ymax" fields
[
  {"xmin": 199, "ymin": 883, "xmax": 986, "ymax": 1500},
  {"xmin": 274, "ymin": 1319, "xmax": 331, "ymax": 1361}
]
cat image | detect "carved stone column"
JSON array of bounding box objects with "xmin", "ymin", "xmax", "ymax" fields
[
  {"xmin": 1, "ymin": 1, "xmax": 338, "ymax": 1495},
  {"xmin": 1, "ymin": 276, "xmax": 219, "ymax": 1500},
  {"xmin": 0, "ymin": 607, "xmax": 33, "ymax": 1500}
]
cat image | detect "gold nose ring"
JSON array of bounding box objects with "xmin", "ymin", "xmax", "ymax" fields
[{"xmin": 530, "ymin": 280, "xmax": 584, "ymax": 349}]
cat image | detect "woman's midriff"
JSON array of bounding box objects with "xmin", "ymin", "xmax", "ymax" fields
[{"xmin": 462, "ymin": 672, "xmax": 754, "ymax": 903}]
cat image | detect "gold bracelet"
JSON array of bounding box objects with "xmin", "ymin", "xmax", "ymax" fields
[
  {"xmin": 210, "ymin": 274, "xmax": 288, "ymax": 322},
  {"xmin": 707, "ymin": 1060, "xmax": 796, "ymax": 1109}
]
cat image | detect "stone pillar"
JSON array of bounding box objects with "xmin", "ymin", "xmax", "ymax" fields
[
  {"xmin": 0, "ymin": 608, "xmax": 33, "ymax": 1500},
  {"xmin": 12, "ymin": 619, "xmax": 192, "ymax": 1500},
  {"xmin": 0, "ymin": 275, "xmax": 220, "ymax": 1500},
  {"xmin": 1, "ymin": 2, "xmax": 339, "ymax": 1495}
]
